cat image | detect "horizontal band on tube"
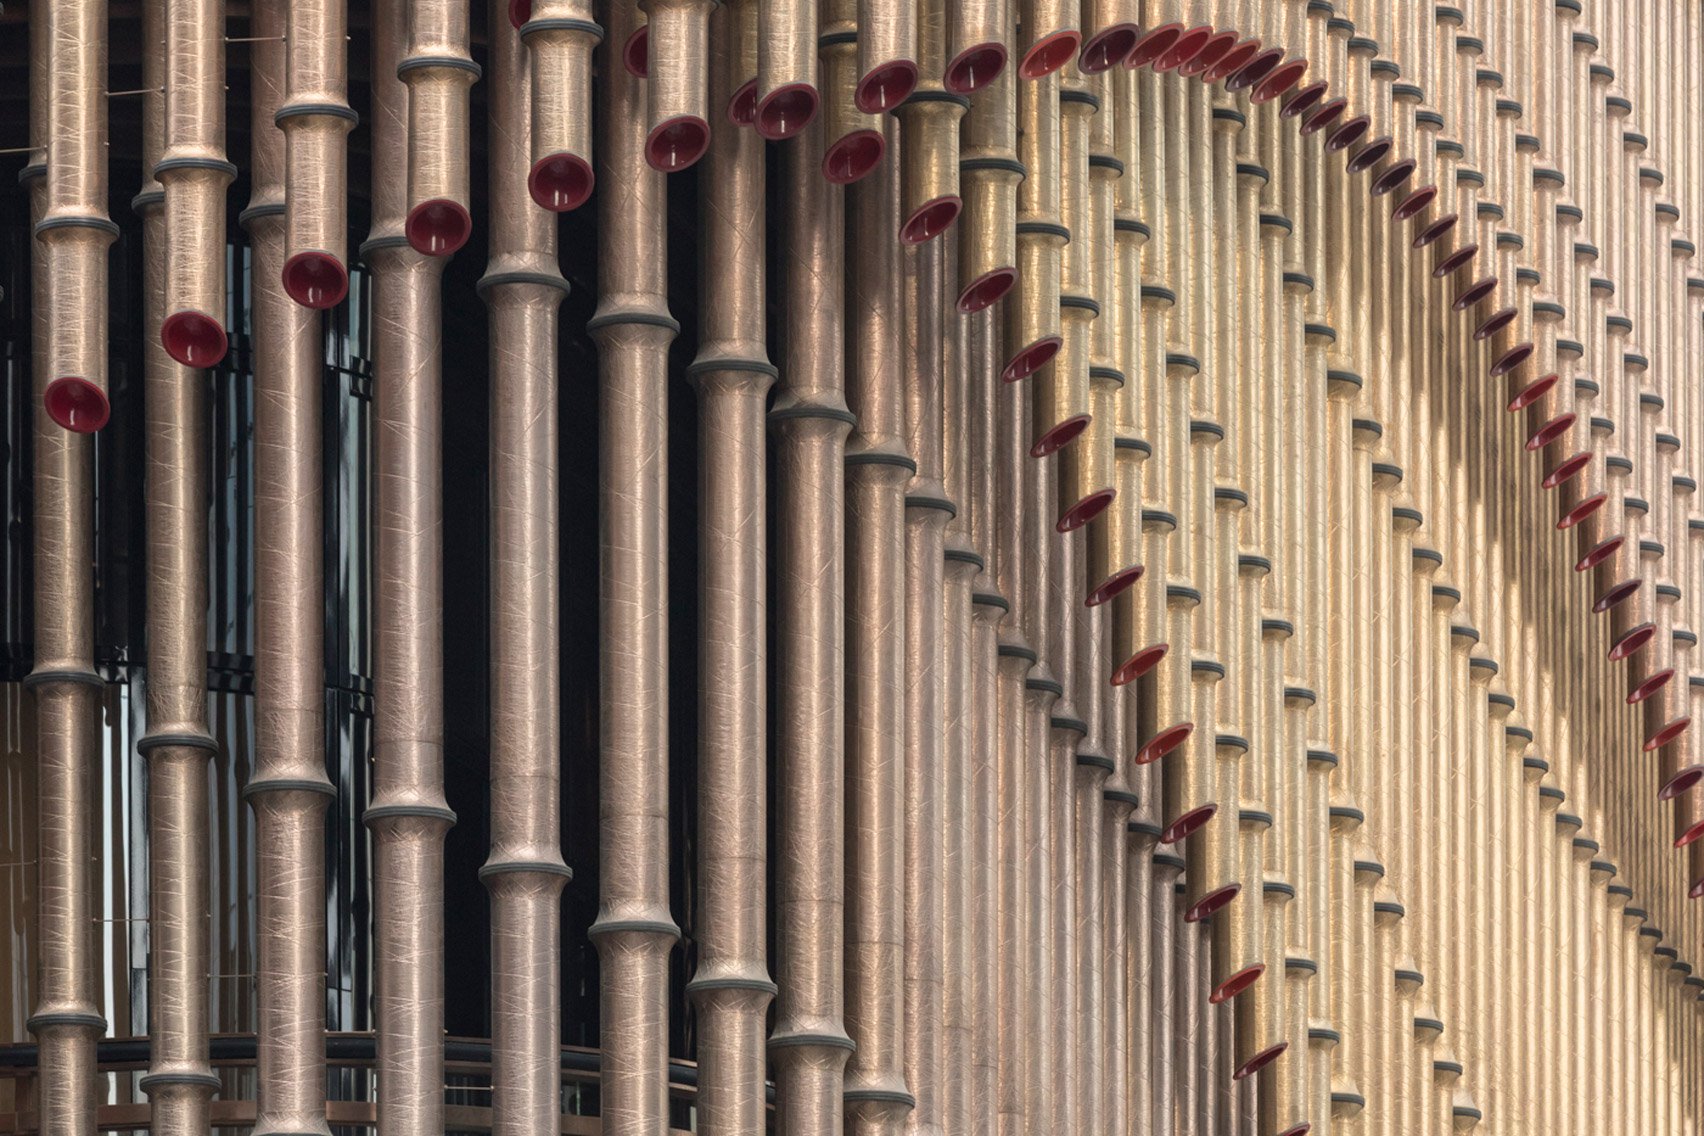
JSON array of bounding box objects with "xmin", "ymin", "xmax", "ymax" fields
[
  {"xmin": 587, "ymin": 311, "xmax": 681, "ymax": 335},
  {"xmin": 903, "ymin": 494, "xmax": 956, "ymax": 517},
  {"xmin": 477, "ymin": 860, "xmax": 575, "ymax": 881},
  {"xmin": 139, "ymin": 1072, "xmax": 224, "ymax": 1091},
  {"xmin": 154, "ymin": 156, "xmax": 240, "ymax": 178},
  {"xmin": 1103, "ymin": 789, "xmax": 1140, "ymax": 807},
  {"xmin": 1076, "ymin": 752, "xmax": 1115, "ymax": 771},
  {"xmin": 685, "ymin": 976, "xmax": 779, "ymax": 995},
  {"xmin": 1050, "ymin": 715, "xmax": 1089, "ymax": 735},
  {"xmin": 137, "ymin": 732, "xmax": 220, "ymax": 755},
  {"xmin": 240, "ymin": 777, "xmax": 337, "ymax": 800},
  {"xmin": 23, "ymin": 667, "xmax": 105, "ymax": 689},
  {"xmin": 475, "ymin": 270, "xmax": 572, "ymax": 297},
  {"xmin": 274, "ymin": 102, "xmax": 361, "ymax": 125},
  {"xmin": 34, "ymin": 216, "xmax": 122, "ymax": 238},
  {"xmin": 25, "ymin": 1013, "xmax": 108, "ymax": 1033},
  {"xmin": 396, "ymin": 55, "xmax": 484, "ymax": 78},
  {"xmin": 768, "ymin": 1030, "xmax": 856, "ymax": 1051},
  {"xmin": 998, "ymin": 643, "xmax": 1038, "ymax": 663},
  {"xmin": 518, "ymin": 17, "xmax": 605, "ymax": 40},
  {"xmin": 959, "ymin": 156, "xmax": 1027, "ymax": 177},
  {"xmin": 363, "ymin": 804, "xmax": 458, "ymax": 825},
  {"xmin": 1026, "ymin": 677, "xmax": 1064, "ymax": 696},
  {"xmin": 972, "ymin": 592, "xmax": 1009, "ymax": 612}
]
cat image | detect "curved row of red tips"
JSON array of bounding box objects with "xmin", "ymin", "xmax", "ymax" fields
[{"xmin": 1308, "ymin": 72, "xmax": 1704, "ymax": 890}]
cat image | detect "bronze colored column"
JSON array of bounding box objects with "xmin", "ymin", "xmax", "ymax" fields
[
  {"xmin": 478, "ymin": 8, "xmax": 571, "ymax": 1136},
  {"xmin": 364, "ymin": 2, "xmax": 457, "ymax": 1134},
  {"xmin": 844, "ymin": 113, "xmax": 917, "ymax": 1136},
  {"xmin": 158, "ymin": 0, "xmax": 234, "ymax": 367},
  {"xmin": 757, "ymin": 0, "xmax": 821, "ymax": 138},
  {"xmin": 768, "ymin": 78, "xmax": 857, "ymax": 1136},
  {"xmin": 640, "ymin": 0, "xmax": 715, "ymax": 170},
  {"xmin": 401, "ymin": 0, "xmax": 480, "ymax": 252},
  {"xmin": 280, "ymin": 0, "xmax": 354, "ymax": 308},
  {"xmin": 138, "ymin": 0, "xmax": 219, "ymax": 1132},
  {"xmin": 820, "ymin": 0, "xmax": 887, "ymax": 184},
  {"xmin": 522, "ymin": 0, "xmax": 602, "ymax": 210},
  {"xmin": 242, "ymin": 0, "xmax": 335, "ymax": 1128},
  {"xmin": 589, "ymin": 7, "xmax": 683, "ymax": 1136}
]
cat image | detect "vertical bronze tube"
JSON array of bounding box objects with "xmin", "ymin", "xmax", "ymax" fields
[
  {"xmin": 685, "ymin": 22, "xmax": 780, "ymax": 1124},
  {"xmin": 769, "ymin": 108, "xmax": 856, "ymax": 1136},
  {"xmin": 589, "ymin": 6, "xmax": 682, "ymax": 1136},
  {"xmin": 946, "ymin": 0, "xmax": 1010, "ymax": 93},
  {"xmin": 843, "ymin": 113, "xmax": 916, "ymax": 1136},
  {"xmin": 1018, "ymin": 0, "xmax": 1083, "ymax": 78},
  {"xmin": 896, "ymin": 0, "xmax": 967, "ymax": 243},
  {"xmin": 401, "ymin": 0, "xmax": 479, "ymax": 252},
  {"xmin": 364, "ymin": 1, "xmax": 457, "ymax": 1134},
  {"xmin": 956, "ymin": 49, "xmax": 1020, "ymax": 312},
  {"xmin": 855, "ymin": 0, "xmax": 920, "ymax": 111},
  {"xmin": 1005, "ymin": 68, "xmax": 1066, "ymax": 382},
  {"xmin": 35, "ymin": 0, "xmax": 117, "ymax": 433},
  {"xmin": 280, "ymin": 0, "xmax": 354, "ymax": 308},
  {"xmin": 821, "ymin": 0, "xmax": 887, "ymax": 184},
  {"xmin": 641, "ymin": 0, "xmax": 715, "ymax": 170},
  {"xmin": 902, "ymin": 220, "xmax": 951, "ymax": 1136},
  {"xmin": 522, "ymin": 0, "xmax": 602, "ymax": 210},
  {"xmin": 137, "ymin": 0, "xmax": 219, "ymax": 1130},
  {"xmin": 757, "ymin": 0, "xmax": 820, "ymax": 137},
  {"xmin": 241, "ymin": 0, "xmax": 335, "ymax": 1127},
  {"xmin": 158, "ymin": 0, "xmax": 234, "ymax": 367}
]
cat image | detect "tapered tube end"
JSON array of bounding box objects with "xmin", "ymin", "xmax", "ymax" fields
[
  {"xmin": 1178, "ymin": 29, "xmax": 1238, "ymax": 76},
  {"xmin": 406, "ymin": 199, "xmax": 474, "ymax": 256},
  {"xmin": 282, "ymin": 250, "xmax": 350, "ymax": 309},
  {"xmin": 1300, "ymin": 97, "xmax": 1347, "ymax": 136},
  {"xmin": 509, "ymin": 0, "xmax": 532, "ymax": 29},
  {"xmin": 1543, "ymin": 450, "xmax": 1591, "ymax": 489},
  {"xmin": 1086, "ymin": 562, "xmax": 1143, "ymax": 608},
  {"xmin": 755, "ymin": 82, "xmax": 819, "ymax": 140},
  {"xmin": 1185, "ymin": 882, "xmax": 1241, "ymax": 924},
  {"xmin": 161, "ymin": 310, "xmax": 230, "ymax": 368},
  {"xmin": 1078, "ymin": 26, "xmax": 1138, "ymax": 74},
  {"xmin": 1058, "ymin": 485, "xmax": 1115, "ymax": 532},
  {"xmin": 855, "ymin": 60, "xmax": 919, "ymax": 113},
  {"xmin": 945, "ymin": 43, "xmax": 1007, "ymax": 93},
  {"xmin": 956, "ymin": 266, "xmax": 1015, "ymax": 311},
  {"xmin": 1657, "ymin": 761, "xmax": 1700, "ymax": 797},
  {"xmin": 1030, "ymin": 413, "xmax": 1090, "ymax": 457},
  {"xmin": 729, "ymin": 79, "xmax": 760, "ymax": 125},
  {"xmin": 1609, "ymin": 622, "xmax": 1656, "ymax": 662},
  {"xmin": 1204, "ymin": 38, "xmax": 1263, "ymax": 84},
  {"xmin": 1235, "ymin": 1040, "xmax": 1289, "ymax": 1080},
  {"xmin": 623, "ymin": 25, "xmax": 649, "ymax": 76},
  {"xmin": 1282, "ymin": 80, "xmax": 1329, "ymax": 119},
  {"xmin": 1019, "ymin": 30, "xmax": 1082, "ymax": 79},
  {"xmin": 900, "ymin": 194, "xmax": 962, "ymax": 244},
  {"xmin": 1278, "ymin": 1125, "xmax": 1313, "ymax": 1136},
  {"xmin": 1159, "ymin": 800, "xmax": 1214, "ymax": 844},
  {"xmin": 1112, "ymin": 642, "xmax": 1169, "ymax": 686},
  {"xmin": 1628, "ymin": 667, "xmax": 1674, "ymax": 704},
  {"xmin": 1250, "ymin": 57, "xmax": 1307, "ymax": 102},
  {"xmin": 1002, "ymin": 335, "xmax": 1061, "ymax": 381},
  {"xmin": 43, "ymin": 376, "xmax": 111, "ymax": 433},
  {"xmin": 528, "ymin": 152, "xmax": 595, "ymax": 211},
  {"xmin": 1210, "ymin": 961, "xmax": 1265, "ymax": 1003},
  {"xmin": 1127, "ymin": 24, "xmax": 1183, "ymax": 69},
  {"xmin": 646, "ymin": 116, "xmax": 712, "ymax": 172},
  {"xmin": 1393, "ymin": 185, "xmax": 1436, "ymax": 221},
  {"xmin": 823, "ymin": 128, "xmax": 885, "ymax": 184},
  {"xmin": 1153, "ymin": 26, "xmax": 1214, "ymax": 73}
]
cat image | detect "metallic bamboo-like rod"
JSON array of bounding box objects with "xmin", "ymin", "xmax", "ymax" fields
[
  {"xmin": 136, "ymin": 0, "xmax": 218, "ymax": 1129},
  {"xmin": 956, "ymin": 48, "xmax": 1020, "ymax": 312},
  {"xmin": 1018, "ymin": 0, "xmax": 1082, "ymax": 78},
  {"xmin": 756, "ymin": 0, "xmax": 820, "ymax": 137},
  {"xmin": 590, "ymin": 6, "xmax": 683, "ymax": 1133},
  {"xmin": 280, "ymin": 0, "xmax": 354, "ymax": 308},
  {"xmin": 902, "ymin": 223, "xmax": 951, "ymax": 1136},
  {"xmin": 1005, "ymin": 68, "xmax": 1065, "ymax": 382},
  {"xmin": 158, "ymin": 0, "xmax": 234, "ymax": 367},
  {"xmin": 896, "ymin": 0, "xmax": 966, "ymax": 243},
  {"xmin": 640, "ymin": 0, "xmax": 714, "ymax": 170},
  {"xmin": 946, "ymin": 0, "xmax": 1009, "ymax": 92},
  {"xmin": 35, "ymin": 0, "xmax": 117, "ymax": 434},
  {"xmin": 821, "ymin": 0, "xmax": 887, "ymax": 184},
  {"xmin": 241, "ymin": 0, "xmax": 335, "ymax": 1126},
  {"xmin": 769, "ymin": 111, "xmax": 856, "ymax": 1136},
  {"xmin": 854, "ymin": 0, "xmax": 919, "ymax": 111},
  {"xmin": 401, "ymin": 0, "xmax": 479, "ymax": 251},
  {"xmin": 843, "ymin": 113, "xmax": 917, "ymax": 1136},
  {"xmin": 364, "ymin": 0, "xmax": 456, "ymax": 1131},
  {"xmin": 478, "ymin": 4, "xmax": 571, "ymax": 1133},
  {"xmin": 522, "ymin": 0, "xmax": 602, "ymax": 210}
]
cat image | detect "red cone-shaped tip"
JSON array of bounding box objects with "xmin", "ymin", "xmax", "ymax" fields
[
  {"xmin": 161, "ymin": 309, "xmax": 229, "ymax": 368},
  {"xmin": 1159, "ymin": 801, "xmax": 1215, "ymax": 845},
  {"xmin": 900, "ymin": 195, "xmax": 962, "ymax": 244},
  {"xmin": 729, "ymin": 79, "xmax": 760, "ymax": 126},
  {"xmin": 1136, "ymin": 720, "xmax": 1191, "ymax": 763},
  {"xmin": 1079, "ymin": 26, "xmax": 1138, "ymax": 74},
  {"xmin": 755, "ymin": 83, "xmax": 819, "ymax": 140},
  {"xmin": 1058, "ymin": 486, "xmax": 1116, "ymax": 532},
  {"xmin": 1127, "ymin": 24, "xmax": 1184, "ymax": 69},
  {"xmin": 824, "ymin": 129, "xmax": 885, "ymax": 184},
  {"xmin": 406, "ymin": 199, "xmax": 473, "ymax": 256},
  {"xmin": 44, "ymin": 376, "xmax": 110, "ymax": 433},
  {"xmin": 623, "ymin": 25, "xmax": 648, "ymax": 77},
  {"xmin": 646, "ymin": 116, "xmax": 711, "ymax": 172},
  {"xmin": 856, "ymin": 60, "xmax": 919, "ymax": 113},
  {"xmin": 946, "ymin": 43, "xmax": 1008, "ymax": 92},
  {"xmin": 528, "ymin": 152, "xmax": 595, "ymax": 212},
  {"xmin": 281, "ymin": 250, "xmax": 349, "ymax": 309},
  {"xmin": 1185, "ymin": 882, "xmax": 1240, "ymax": 924},
  {"xmin": 1210, "ymin": 962, "xmax": 1266, "ymax": 1004},
  {"xmin": 1030, "ymin": 413, "xmax": 1091, "ymax": 458},
  {"xmin": 1020, "ymin": 30, "xmax": 1082, "ymax": 78},
  {"xmin": 1002, "ymin": 335, "xmax": 1062, "ymax": 382},
  {"xmin": 956, "ymin": 266, "xmax": 1017, "ymax": 312}
]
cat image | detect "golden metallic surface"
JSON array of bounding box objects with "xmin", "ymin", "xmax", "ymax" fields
[
  {"xmin": 365, "ymin": 3, "xmax": 457, "ymax": 1135},
  {"xmin": 12, "ymin": 4, "xmax": 1704, "ymax": 1134}
]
